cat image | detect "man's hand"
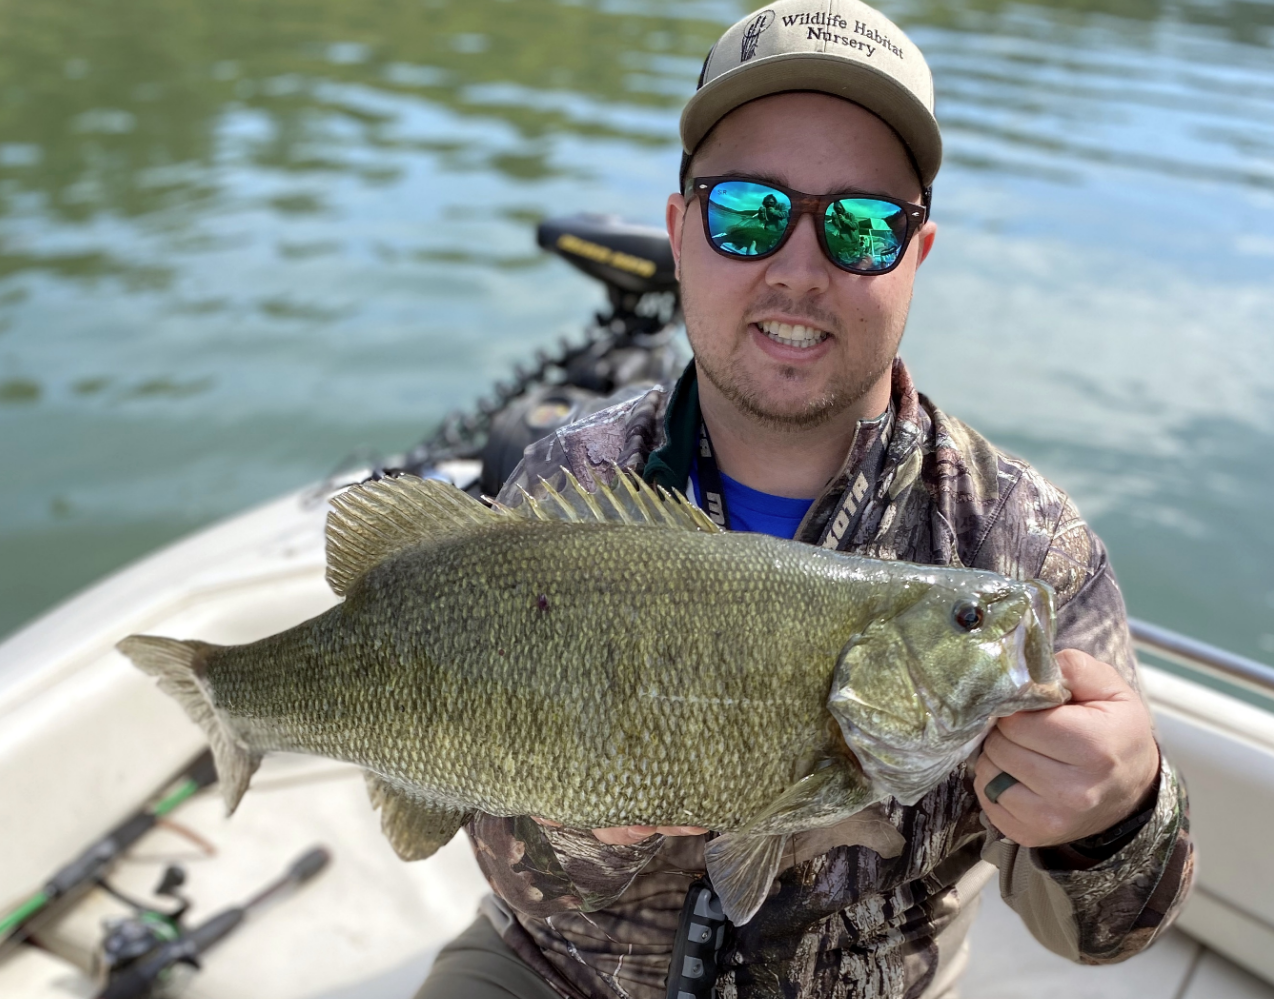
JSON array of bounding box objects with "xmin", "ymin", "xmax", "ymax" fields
[
  {"xmin": 532, "ymin": 817, "xmax": 708, "ymax": 845},
  {"xmin": 591, "ymin": 824, "xmax": 709, "ymax": 845},
  {"xmin": 974, "ymin": 649, "xmax": 1160, "ymax": 848}
]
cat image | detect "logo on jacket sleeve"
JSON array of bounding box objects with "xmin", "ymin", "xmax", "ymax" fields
[{"xmin": 740, "ymin": 10, "xmax": 776, "ymax": 61}]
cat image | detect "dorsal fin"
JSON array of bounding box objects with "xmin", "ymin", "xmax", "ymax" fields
[
  {"xmin": 326, "ymin": 475, "xmax": 504, "ymax": 596},
  {"xmin": 498, "ymin": 466, "xmax": 721, "ymax": 534}
]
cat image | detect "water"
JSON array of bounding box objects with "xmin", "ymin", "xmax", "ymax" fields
[{"xmin": 0, "ymin": 0, "xmax": 1270, "ymax": 660}]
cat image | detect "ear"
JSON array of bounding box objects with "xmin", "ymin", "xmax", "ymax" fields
[
  {"xmin": 914, "ymin": 219, "xmax": 938, "ymax": 268},
  {"xmin": 667, "ymin": 192, "xmax": 687, "ymax": 281}
]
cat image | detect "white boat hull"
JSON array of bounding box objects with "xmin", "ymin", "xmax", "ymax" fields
[{"xmin": 1, "ymin": 477, "xmax": 1271, "ymax": 998}]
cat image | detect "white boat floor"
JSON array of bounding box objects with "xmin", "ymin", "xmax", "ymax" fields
[
  {"xmin": 965, "ymin": 886, "xmax": 1274, "ymax": 999},
  {"xmin": 7, "ymin": 751, "xmax": 1271, "ymax": 999}
]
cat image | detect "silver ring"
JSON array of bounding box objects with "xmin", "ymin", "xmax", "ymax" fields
[{"xmin": 984, "ymin": 771, "xmax": 1019, "ymax": 805}]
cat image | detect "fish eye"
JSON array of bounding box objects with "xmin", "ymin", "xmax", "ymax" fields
[{"xmin": 953, "ymin": 601, "xmax": 984, "ymax": 631}]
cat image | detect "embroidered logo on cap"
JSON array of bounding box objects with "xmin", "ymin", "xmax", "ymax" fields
[{"xmin": 740, "ymin": 10, "xmax": 775, "ymax": 61}]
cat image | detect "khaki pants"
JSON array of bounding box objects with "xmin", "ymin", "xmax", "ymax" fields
[{"xmin": 414, "ymin": 915, "xmax": 561, "ymax": 999}]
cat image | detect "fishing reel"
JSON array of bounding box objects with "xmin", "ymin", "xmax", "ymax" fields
[{"xmin": 93, "ymin": 865, "xmax": 196, "ymax": 995}]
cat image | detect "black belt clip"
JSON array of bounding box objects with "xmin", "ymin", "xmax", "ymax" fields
[{"xmin": 665, "ymin": 877, "xmax": 728, "ymax": 999}]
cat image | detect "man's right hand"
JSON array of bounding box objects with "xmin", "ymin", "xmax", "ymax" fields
[{"xmin": 533, "ymin": 817, "xmax": 708, "ymax": 844}]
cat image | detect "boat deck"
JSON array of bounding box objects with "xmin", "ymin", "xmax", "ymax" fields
[
  {"xmin": 3, "ymin": 489, "xmax": 1272, "ymax": 999},
  {"xmin": 6, "ymin": 752, "xmax": 1272, "ymax": 999},
  {"xmin": 968, "ymin": 887, "xmax": 1274, "ymax": 999}
]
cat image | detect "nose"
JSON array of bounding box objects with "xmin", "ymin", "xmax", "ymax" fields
[{"xmin": 764, "ymin": 212, "xmax": 831, "ymax": 297}]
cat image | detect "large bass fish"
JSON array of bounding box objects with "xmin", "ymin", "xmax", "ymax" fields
[{"xmin": 119, "ymin": 471, "xmax": 1067, "ymax": 924}]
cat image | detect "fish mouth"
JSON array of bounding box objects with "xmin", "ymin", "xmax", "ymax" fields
[
  {"xmin": 757, "ymin": 319, "xmax": 830, "ymax": 349},
  {"xmin": 999, "ymin": 580, "xmax": 1068, "ymax": 712}
]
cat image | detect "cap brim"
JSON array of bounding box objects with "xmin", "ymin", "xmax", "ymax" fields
[{"xmin": 680, "ymin": 53, "xmax": 942, "ymax": 188}]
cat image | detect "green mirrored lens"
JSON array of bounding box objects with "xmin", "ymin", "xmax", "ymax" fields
[
  {"xmin": 706, "ymin": 181, "xmax": 791, "ymax": 257},
  {"xmin": 823, "ymin": 198, "xmax": 905, "ymax": 271}
]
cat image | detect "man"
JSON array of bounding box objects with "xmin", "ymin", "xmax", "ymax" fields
[{"xmin": 417, "ymin": 2, "xmax": 1193, "ymax": 996}]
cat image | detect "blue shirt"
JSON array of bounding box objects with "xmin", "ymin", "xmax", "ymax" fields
[{"xmin": 689, "ymin": 463, "xmax": 814, "ymax": 540}]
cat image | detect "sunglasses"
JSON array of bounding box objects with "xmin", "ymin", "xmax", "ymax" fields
[{"xmin": 689, "ymin": 176, "xmax": 929, "ymax": 276}]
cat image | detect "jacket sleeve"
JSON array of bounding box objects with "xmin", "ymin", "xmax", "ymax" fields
[
  {"xmin": 984, "ymin": 497, "xmax": 1195, "ymax": 963},
  {"xmin": 497, "ymin": 386, "xmax": 668, "ymax": 503}
]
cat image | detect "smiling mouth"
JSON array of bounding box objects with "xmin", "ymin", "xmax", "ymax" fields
[{"xmin": 757, "ymin": 320, "xmax": 830, "ymax": 349}]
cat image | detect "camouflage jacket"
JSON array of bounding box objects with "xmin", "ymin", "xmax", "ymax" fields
[{"xmin": 466, "ymin": 358, "xmax": 1194, "ymax": 999}]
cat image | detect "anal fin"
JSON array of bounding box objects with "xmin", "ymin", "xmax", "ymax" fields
[
  {"xmin": 365, "ymin": 773, "xmax": 470, "ymax": 861},
  {"xmin": 744, "ymin": 760, "xmax": 881, "ymax": 838},
  {"xmin": 704, "ymin": 832, "xmax": 786, "ymax": 926}
]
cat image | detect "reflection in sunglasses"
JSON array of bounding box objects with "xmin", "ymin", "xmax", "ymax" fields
[{"xmin": 700, "ymin": 179, "xmax": 919, "ymax": 273}]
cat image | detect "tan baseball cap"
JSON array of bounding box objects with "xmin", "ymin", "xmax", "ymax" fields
[{"xmin": 680, "ymin": 0, "xmax": 941, "ymax": 187}]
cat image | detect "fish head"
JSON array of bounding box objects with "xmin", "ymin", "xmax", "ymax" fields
[{"xmin": 827, "ymin": 574, "xmax": 1068, "ymax": 805}]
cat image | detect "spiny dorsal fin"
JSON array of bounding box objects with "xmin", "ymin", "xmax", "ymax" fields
[
  {"xmin": 501, "ymin": 466, "xmax": 720, "ymax": 534},
  {"xmin": 326, "ymin": 475, "xmax": 504, "ymax": 596}
]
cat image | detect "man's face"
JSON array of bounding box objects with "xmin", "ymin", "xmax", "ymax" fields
[{"xmin": 667, "ymin": 92, "xmax": 937, "ymax": 428}]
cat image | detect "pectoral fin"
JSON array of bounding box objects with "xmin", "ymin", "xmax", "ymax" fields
[
  {"xmin": 705, "ymin": 763, "xmax": 885, "ymax": 925},
  {"xmin": 743, "ymin": 761, "xmax": 881, "ymax": 838},
  {"xmin": 785, "ymin": 805, "xmax": 906, "ymax": 869},
  {"xmin": 704, "ymin": 832, "xmax": 786, "ymax": 926},
  {"xmin": 365, "ymin": 773, "xmax": 469, "ymax": 861}
]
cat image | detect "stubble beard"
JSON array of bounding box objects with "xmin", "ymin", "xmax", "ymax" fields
[{"xmin": 686, "ymin": 287, "xmax": 903, "ymax": 431}]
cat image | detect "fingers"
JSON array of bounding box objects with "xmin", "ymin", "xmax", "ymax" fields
[
  {"xmin": 593, "ymin": 825, "xmax": 659, "ymax": 845},
  {"xmin": 995, "ymin": 654, "xmax": 1146, "ymax": 766},
  {"xmin": 980, "ymin": 727, "xmax": 1070, "ymax": 793},
  {"xmin": 975, "ymin": 651, "xmax": 1161, "ymax": 848},
  {"xmin": 1054, "ymin": 648, "xmax": 1128, "ymax": 704},
  {"xmin": 973, "ymin": 750, "xmax": 1047, "ymax": 837},
  {"xmin": 591, "ymin": 825, "xmax": 709, "ymax": 845}
]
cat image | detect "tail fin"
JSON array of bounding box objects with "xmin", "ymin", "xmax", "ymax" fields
[{"xmin": 117, "ymin": 635, "xmax": 261, "ymax": 814}]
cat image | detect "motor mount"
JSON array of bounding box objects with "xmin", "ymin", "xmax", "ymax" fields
[{"xmin": 537, "ymin": 214, "xmax": 680, "ymax": 336}]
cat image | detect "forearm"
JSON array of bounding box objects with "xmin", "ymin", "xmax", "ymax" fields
[
  {"xmin": 986, "ymin": 754, "xmax": 1193, "ymax": 963},
  {"xmin": 467, "ymin": 812, "xmax": 666, "ymax": 917}
]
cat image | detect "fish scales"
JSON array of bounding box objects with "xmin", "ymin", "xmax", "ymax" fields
[
  {"xmin": 207, "ymin": 522, "xmax": 895, "ymax": 829},
  {"xmin": 118, "ymin": 471, "xmax": 1067, "ymax": 924}
]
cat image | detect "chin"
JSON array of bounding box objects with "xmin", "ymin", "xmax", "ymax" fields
[{"xmin": 731, "ymin": 381, "xmax": 843, "ymax": 429}]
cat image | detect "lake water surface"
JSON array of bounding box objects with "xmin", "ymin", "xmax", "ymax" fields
[{"xmin": 0, "ymin": 0, "xmax": 1271, "ymax": 659}]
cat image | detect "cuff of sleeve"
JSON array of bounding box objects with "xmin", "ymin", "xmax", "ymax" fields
[
  {"xmin": 1040, "ymin": 766, "xmax": 1163, "ymax": 870},
  {"xmin": 1031, "ymin": 753, "xmax": 1182, "ymax": 877}
]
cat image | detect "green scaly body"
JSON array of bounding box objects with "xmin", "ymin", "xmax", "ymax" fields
[
  {"xmin": 119, "ymin": 472, "xmax": 1065, "ymax": 923},
  {"xmin": 209, "ymin": 522, "xmax": 912, "ymax": 829}
]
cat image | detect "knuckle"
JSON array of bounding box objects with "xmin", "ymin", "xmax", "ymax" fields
[
  {"xmin": 1038, "ymin": 810, "xmax": 1071, "ymax": 842},
  {"xmin": 1058, "ymin": 786, "xmax": 1099, "ymax": 815}
]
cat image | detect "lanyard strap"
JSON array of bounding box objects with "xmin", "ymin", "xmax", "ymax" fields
[
  {"xmin": 695, "ymin": 420, "xmax": 731, "ymax": 529},
  {"xmin": 816, "ymin": 406, "xmax": 893, "ymax": 551},
  {"xmin": 695, "ymin": 408, "xmax": 893, "ymax": 548}
]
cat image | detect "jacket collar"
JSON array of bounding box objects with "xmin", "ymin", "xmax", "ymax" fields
[{"xmin": 641, "ymin": 361, "xmax": 700, "ymax": 493}]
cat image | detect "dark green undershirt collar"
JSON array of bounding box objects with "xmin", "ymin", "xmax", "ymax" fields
[{"xmin": 642, "ymin": 360, "xmax": 699, "ymax": 493}]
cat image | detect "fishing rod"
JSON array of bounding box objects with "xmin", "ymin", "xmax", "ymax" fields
[
  {"xmin": 0, "ymin": 748, "xmax": 217, "ymax": 959},
  {"xmin": 94, "ymin": 846, "xmax": 331, "ymax": 999}
]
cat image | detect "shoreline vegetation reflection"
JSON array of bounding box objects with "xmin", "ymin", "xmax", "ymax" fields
[{"xmin": 0, "ymin": 0, "xmax": 1271, "ymax": 660}]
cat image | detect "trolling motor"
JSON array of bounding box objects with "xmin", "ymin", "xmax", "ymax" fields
[
  {"xmin": 475, "ymin": 215, "xmax": 684, "ymax": 494},
  {"xmin": 535, "ymin": 213, "xmax": 680, "ymax": 339},
  {"xmin": 387, "ymin": 213, "xmax": 685, "ymax": 496}
]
